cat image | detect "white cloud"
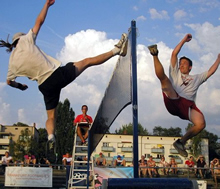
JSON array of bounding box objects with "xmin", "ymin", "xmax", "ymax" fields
[
  {"xmin": 133, "ymin": 6, "xmax": 138, "ymax": 11},
  {"xmin": 18, "ymin": 109, "xmax": 28, "ymax": 123},
  {"xmin": 137, "ymin": 16, "xmax": 146, "ymax": 21},
  {"xmin": 149, "ymin": 8, "xmax": 170, "ymax": 20},
  {"xmin": 174, "ymin": 10, "xmax": 187, "ymax": 20}
]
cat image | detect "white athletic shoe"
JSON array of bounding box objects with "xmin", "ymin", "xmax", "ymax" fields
[
  {"xmin": 148, "ymin": 44, "xmax": 158, "ymax": 56},
  {"xmin": 115, "ymin": 33, "xmax": 128, "ymax": 57}
]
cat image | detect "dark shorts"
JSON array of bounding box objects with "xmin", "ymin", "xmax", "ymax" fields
[
  {"xmin": 162, "ymin": 92, "xmax": 203, "ymax": 120},
  {"xmin": 38, "ymin": 63, "xmax": 76, "ymax": 110}
]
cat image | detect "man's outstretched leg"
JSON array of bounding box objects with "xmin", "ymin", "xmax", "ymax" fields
[
  {"xmin": 74, "ymin": 33, "xmax": 128, "ymax": 77},
  {"xmin": 46, "ymin": 108, "xmax": 56, "ymax": 163},
  {"xmin": 148, "ymin": 45, "xmax": 177, "ymax": 99}
]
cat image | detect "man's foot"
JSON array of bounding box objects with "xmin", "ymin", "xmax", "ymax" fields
[
  {"xmin": 46, "ymin": 139, "xmax": 56, "ymax": 163},
  {"xmin": 115, "ymin": 33, "xmax": 128, "ymax": 57},
  {"xmin": 173, "ymin": 139, "xmax": 188, "ymax": 157},
  {"xmin": 148, "ymin": 44, "xmax": 158, "ymax": 56},
  {"xmin": 81, "ymin": 141, "xmax": 88, "ymax": 146}
]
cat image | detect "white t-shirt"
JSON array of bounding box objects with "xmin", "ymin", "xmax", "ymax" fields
[
  {"xmin": 1, "ymin": 156, "xmax": 12, "ymax": 164},
  {"xmin": 62, "ymin": 157, "xmax": 72, "ymax": 163},
  {"xmin": 7, "ymin": 29, "xmax": 61, "ymax": 85},
  {"xmin": 169, "ymin": 61, "xmax": 208, "ymax": 101}
]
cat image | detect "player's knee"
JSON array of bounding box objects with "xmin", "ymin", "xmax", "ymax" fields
[{"xmin": 198, "ymin": 121, "xmax": 206, "ymax": 131}]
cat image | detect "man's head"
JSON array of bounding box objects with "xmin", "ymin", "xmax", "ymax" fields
[
  {"xmin": 117, "ymin": 155, "xmax": 121, "ymax": 160},
  {"xmin": 99, "ymin": 152, "xmax": 103, "ymax": 157},
  {"xmin": 12, "ymin": 32, "xmax": 25, "ymax": 44},
  {"xmin": 66, "ymin": 153, "xmax": 70, "ymax": 157},
  {"xmin": 81, "ymin": 105, "xmax": 88, "ymax": 114},
  {"xmin": 5, "ymin": 151, "xmax": 9, "ymax": 157},
  {"xmin": 179, "ymin": 56, "xmax": 193, "ymax": 74}
]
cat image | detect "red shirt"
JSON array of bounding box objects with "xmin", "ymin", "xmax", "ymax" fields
[
  {"xmin": 74, "ymin": 114, "xmax": 93, "ymax": 124},
  {"xmin": 185, "ymin": 160, "xmax": 195, "ymax": 167}
]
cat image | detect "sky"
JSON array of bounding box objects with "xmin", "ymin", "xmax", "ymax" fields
[{"xmin": 0, "ymin": 0, "xmax": 220, "ymax": 137}]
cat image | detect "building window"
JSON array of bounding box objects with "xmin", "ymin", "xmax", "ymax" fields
[{"xmin": 103, "ymin": 142, "xmax": 109, "ymax": 147}]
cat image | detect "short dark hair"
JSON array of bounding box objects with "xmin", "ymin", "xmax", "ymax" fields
[
  {"xmin": 81, "ymin": 105, "xmax": 88, "ymax": 110},
  {"xmin": 179, "ymin": 56, "xmax": 193, "ymax": 67}
]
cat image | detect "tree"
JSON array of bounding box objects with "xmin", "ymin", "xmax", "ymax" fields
[
  {"xmin": 13, "ymin": 128, "xmax": 38, "ymax": 161},
  {"xmin": 13, "ymin": 122, "xmax": 28, "ymax": 126},
  {"xmin": 115, "ymin": 123, "xmax": 149, "ymax": 135},
  {"xmin": 55, "ymin": 99, "xmax": 75, "ymax": 163},
  {"xmin": 153, "ymin": 126, "xmax": 182, "ymax": 137},
  {"xmin": 37, "ymin": 128, "xmax": 48, "ymax": 158}
]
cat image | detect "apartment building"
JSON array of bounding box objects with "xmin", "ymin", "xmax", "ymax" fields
[
  {"xmin": 0, "ymin": 123, "xmax": 39, "ymax": 158},
  {"xmin": 92, "ymin": 134, "xmax": 209, "ymax": 167}
]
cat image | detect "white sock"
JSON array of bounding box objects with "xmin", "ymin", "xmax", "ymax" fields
[
  {"xmin": 48, "ymin": 134, "xmax": 55, "ymax": 141},
  {"xmin": 112, "ymin": 47, "xmax": 120, "ymax": 55}
]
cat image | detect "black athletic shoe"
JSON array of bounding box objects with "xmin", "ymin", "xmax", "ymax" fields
[
  {"xmin": 46, "ymin": 139, "xmax": 56, "ymax": 163},
  {"xmin": 173, "ymin": 139, "xmax": 188, "ymax": 157},
  {"xmin": 148, "ymin": 44, "xmax": 159, "ymax": 56}
]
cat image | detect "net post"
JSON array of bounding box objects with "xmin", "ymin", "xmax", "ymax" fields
[{"xmin": 131, "ymin": 20, "xmax": 139, "ymax": 178}]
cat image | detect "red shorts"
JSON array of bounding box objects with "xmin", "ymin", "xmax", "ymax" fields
[{"xmin": 162, "ymin": 92, "xmax": 203, "ymax": 121}]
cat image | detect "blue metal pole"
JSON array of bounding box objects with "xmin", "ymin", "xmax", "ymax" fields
[{"xmin": 131, "ymin": 20, "xmax": 139, "ymax": 178}]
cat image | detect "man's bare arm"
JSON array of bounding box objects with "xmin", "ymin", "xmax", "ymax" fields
[
  {"xmin": 171, "ymin": 34, "xmax": 192, "ymax": 68},
  {"xmin": 32, "ymin": 0, "xmax": 55, "ymax": 36}
]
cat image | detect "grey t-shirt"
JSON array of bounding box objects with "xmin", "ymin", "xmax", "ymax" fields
[
  {"xmin": 169, "ymin": 61, "xmax": 208, "ymax": 101},
  {"xmin": 7, "ymin": 29, "xmax": 61, "ymax": 85}
]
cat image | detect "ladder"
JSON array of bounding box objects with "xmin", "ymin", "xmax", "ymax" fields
[{"xmin": 68, "ymin": 122, "xmax": 95, "ymax": 189}]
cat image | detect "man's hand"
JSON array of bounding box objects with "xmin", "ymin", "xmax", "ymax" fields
[
  {"xmin": 184, "ymin": 34, "xmax": 192, "ymax": 42},
  {"xmin": 47, "ymin": 0, "xmax": 55, "ymax": 7},
  {"xmin": 19, "ymin": 84, "xmax": 28, "ymax": 91},
  {"xmin": 7, "ymin": 80, "xmax": 28, "ymax": 91}
]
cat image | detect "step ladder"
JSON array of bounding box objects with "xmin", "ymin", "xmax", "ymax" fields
[{"xmin": 68, "ymin": 122, "xmax": 95, "ymax": 189}]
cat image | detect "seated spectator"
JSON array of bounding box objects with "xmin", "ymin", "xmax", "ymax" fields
[
  {"xmin": 185, "ymin": 156, "xmax": 196, "ymax": 175},
  {"xmin": 169, "ymin": 158, "xmax": 178, "ymax": 174},
  {"xmin": 39, "ymin": 157, "xmax": 51, "ymax": 167},
  {"xmin": 24, "ymin": 153, "xmax": 36, "ymax": 166},
  {"xmin": 62, "ymin": 153, "xmax": 72, "ymax": 166},
  {"xmin": 210, "ymin": 158, "xmax": 219, "ymax": 177},
  {"xmin": 158, "ymin": 156, "xmax": 169, "ymax": 175},
  {"xmin": 139, "ymin": 155, "xmax": 147, "ymax": 177},
  {"xmin": 1, "ymin": 151, "xmax": 13, "ymax": 173},
  {"xmin": 73, "ymin": 105, "xmax": 93, "ymax": 145},
  {"xmin": 114, "ymin": 155, "xmax": 126, "ymax": 167},
  {"xmin": 196, "ymin": 155, "xmax": 207, "ymax": 179},
  {"xmin": 212, "ymin": 159, "xmax": 220, "ymax": 188},
  {"xmin": 147, "ymin": 156, "xmax": 158, "ymax": 178},
  {"xmin": 96, "ymin": 152, "xmax": 106, "ymax": 166}
]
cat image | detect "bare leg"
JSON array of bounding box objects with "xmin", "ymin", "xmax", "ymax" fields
[
  {"xmin": 74, "ymin": 50, "xmax": 114, "ymax": 77},
  {"xmin": 180, "ymin": 109, "xmax": 206, "ymax": 144},
  {"xmin": 152, "ymin": 55, "xmax": 177, "ymax": 98},
  {"xmin": 84, "ymin": 130, "xmax": 88, "ymax": 140},
  {"xmin": 77, "ymin": 127, "xmax": 85, "ymax": 143},
  {"xmin": 46, "ymin": 108, "xmax": 56, "ymax": 136}
]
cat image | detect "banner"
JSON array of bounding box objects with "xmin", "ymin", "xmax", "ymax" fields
[
  {"xmin": 94, "ymin": 167, "xmax": 133, "ymax": 188},
  {"xmin": 5, "ymin": 167, "xmax": 52, "ymax": 187}
]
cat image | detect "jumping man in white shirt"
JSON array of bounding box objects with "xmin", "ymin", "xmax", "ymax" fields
[
  {"xmin": 0, "ymin": 0, "xmax": 128, "ymax": 162},
  {"xmin": 148, "ymin": 34, "xmax": 220, "ymax": 157}
]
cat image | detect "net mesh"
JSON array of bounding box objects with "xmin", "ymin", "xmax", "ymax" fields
[{"xmin": 88, "ymin": 30, "xmax": 132, "ymax": 156}]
